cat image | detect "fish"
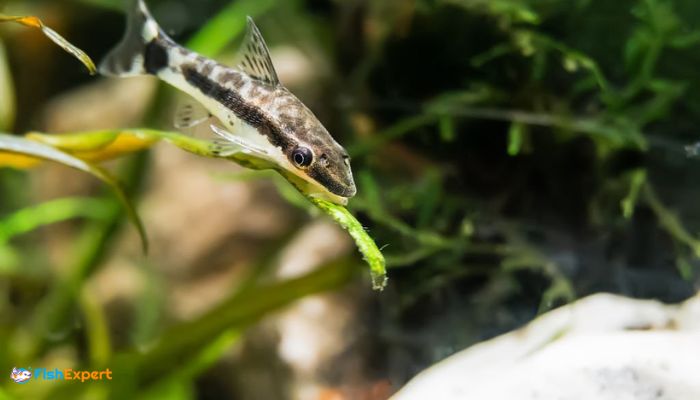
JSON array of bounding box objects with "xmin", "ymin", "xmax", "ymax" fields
[{"xmin": 99, "ymin": 0, "xmax": 356, "ymax": 204}]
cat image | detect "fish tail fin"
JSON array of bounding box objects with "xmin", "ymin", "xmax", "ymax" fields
[{"xmin": 99, "ymin": 0, "xmax": 171, "ymax": 77}]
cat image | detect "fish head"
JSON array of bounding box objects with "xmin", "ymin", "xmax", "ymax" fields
[{"xmin": 281, "ymin": 122, "xmax": 356, "ymax": 205}]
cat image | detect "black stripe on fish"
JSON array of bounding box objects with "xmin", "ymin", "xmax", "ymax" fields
[
  {"xmin": 144, "ymin": 40, "xmax": 169, "ymax": 74},
  {"xmin": 181, "ymin": 65, "xmax": 291, "ymax": 150}
]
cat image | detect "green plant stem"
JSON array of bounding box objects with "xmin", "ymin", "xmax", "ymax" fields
[
  {"xmin": 123, "ymin": 258, "xmax": 355, "ymax": 388},
  {"xmin": 310, "ymin": 198, "xmax": 387, "ymax": 289},
  {"xmin": 644, "ymin": 183, "xmax": 700, "ymax": 257},
  {"xmin": 0, "ymin": 197, "xmax": 111, "ymax": 243},
  {"xmin": 79, "ymin": 286, "xmax": 112, "ymax": 367},
  {"xmin": 31, "ymin": 152, "xmax": 149, "ymax": 358}
]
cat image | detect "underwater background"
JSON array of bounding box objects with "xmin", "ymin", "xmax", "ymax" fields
[{"xmin": 2, "ymin": 0, "xmax": 700, "ymax": 398}]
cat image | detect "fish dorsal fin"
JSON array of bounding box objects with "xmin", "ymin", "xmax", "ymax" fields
[{"xmin": 235, "ymin": 17, "xmax": 280, "ymax": 86}]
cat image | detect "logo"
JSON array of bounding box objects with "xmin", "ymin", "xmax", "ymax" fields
[
  {"xmin": 9, "ymin": 366, "xmax": 112, "ymax": 384},
  {"xmin": 10, "ymin": 367, "xmax": 32, "ymax": 384}
]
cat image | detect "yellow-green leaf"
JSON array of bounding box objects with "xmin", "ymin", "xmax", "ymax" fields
[
  {"xmin": 0, "ymin": 14, "xmax": 97, "ymax": 75},
  {"xmin": 0, "ymin": 133, "xmax": 147, "ymax": 251},
  {"xmin": 0, "ymin": 40, "xmax": 15, "ymax": 131}
]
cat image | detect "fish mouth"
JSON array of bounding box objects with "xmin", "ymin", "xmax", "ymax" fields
[
  {"xmin": 276, "ymin": 165, "xmax": 355, "ymax": 205},
  {"xmin": 329, "ymin": 181, "xmax": 356, "ymax": 197},
  {"xmin": 308, "ymin": 165, "xmax": 356, "ymax": 198}
]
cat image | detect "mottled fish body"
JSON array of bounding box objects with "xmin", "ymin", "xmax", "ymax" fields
[{"xmin": 100, "ymin": 0, "xmax": 355, "ymax": 204}]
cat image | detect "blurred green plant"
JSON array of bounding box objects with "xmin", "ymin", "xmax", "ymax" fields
[
  {"xmin": 0, "ymin": 133, "xmax": 148, "ymax": 249},
  {"xmin": 0, "ymin": 41, "xmax": 14, "ymax": 131}
]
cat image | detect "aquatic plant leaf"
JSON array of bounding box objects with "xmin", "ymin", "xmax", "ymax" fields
[
  {"xmin": 621, "ymin": 169, "xmax": 646, "ymax": 219},
  {"xmin": 0, "ymin": 133, "xmax": 147, "ymax": 251},
  {"xmin": 27, "ymin": 130, "xmax": 160, "ymax": 161},
  {"xmin": 310, "ymin": 198, "xmax": 387, "ymax": 290},
  {"xmin": 0, "ymin": 41, "xmax": 15, "ymax": 131},
  {"xmin": 185, "ymin": 0, "xmax": 277, "ymax": 56},
  {"xmin": 26, "ymin": 130, "xmax": 119, "ymax": 151},
  {"xmin": 0, "ymin": 14, "xmax": 97, "ymax": 75},
  {"xmin": 0, "ymin": 197, "xmax": 111, "ymax": 243},
  {"xmin": 2, "ymin": 129, "xmax": 387, "ymax": 289},
  {"xmin": 507, "ymin": 122, "xmax": 525, "ymax": 156}
]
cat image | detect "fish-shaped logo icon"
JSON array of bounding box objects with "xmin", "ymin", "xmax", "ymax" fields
[{"xmin": 10, "ymin": 367, "xmax": 31, "ymax": 384}]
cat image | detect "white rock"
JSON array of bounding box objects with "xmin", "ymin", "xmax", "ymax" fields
[{"xmin": 393, "ymin": 293, "xmax": 700, "ymax": 400}]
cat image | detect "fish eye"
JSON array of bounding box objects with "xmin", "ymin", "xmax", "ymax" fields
[{"xmin": 292, "ymin": 146, "xmax": 313, "ymax": 168}]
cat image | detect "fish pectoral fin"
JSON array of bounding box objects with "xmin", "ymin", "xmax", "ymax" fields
[
  {"xmin": 209, "ymin": 124, "xmax": 269, "ymax": 157},
  {"xmin": 174, "ymin": 100, "xmax": 212, "ymax": 129},
  {"xmin": 234, "ymin": 17, "xmax": 280, "ymax": 86}
]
